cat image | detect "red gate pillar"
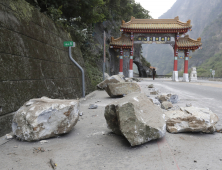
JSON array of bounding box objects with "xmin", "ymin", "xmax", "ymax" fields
[
  {"xmin": 119, "ymin": 48, "xmax": 123, "ymax": 75},
  {"xmin": 172, "ymin": 38, "xmax": 178, "ymax": 81},
  {"xmin": 183, "ymin": 50, "xmax": 189, "ymax": 82},
  {"xmin": 129, "ymin": 47, "xmax": 133, "ymax": 78}
]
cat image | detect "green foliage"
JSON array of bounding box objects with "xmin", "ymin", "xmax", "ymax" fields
[
  {"xmin": 141, "ymin": 55, "xmax": 151, "ymax": 68},
  {"xmin": 132, "ymin": 2, "xmax": 151, "ymax": 19},
  {"xmin": 85, "ymin": 61, "xmax": 103, "ymax": 90},
  {"xmin": 25, "ymin": 0, "xmax": 151, "ymax": 25},
  {"xmin": 10, "ymin": 0, "xmax": 34, "ymax": 22},
  {"xmin": 178, "ymin": 71, "xmax": 183, "ymax": 77},
  {"xmin": 103, "ymin": 0, "xmax": 151, "ymax": 21},
  {"xmin": 197, "ymin": 52, "xmax": 222, "ymax": 77},
  {"xmin": 47, "ymin": 5, "xmax": 63, "ymax": 21}
]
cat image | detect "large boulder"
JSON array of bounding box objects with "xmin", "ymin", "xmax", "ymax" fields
[
  {"xmin": 97, "ymin": 74, "xmax": 125, "ymax": 89},
  {"xmin": 12, "ymin": 97, "xmax": 79, "ymax": 141},
  {"xmin": 104, "ymin": 93, "xmax": 166, "ymax": 146},
  {"xmin": 105, "ymin": 82, "xmax": 141, "ymax": 97},
  {"xmin": 165, "ymin": 106, "xmax": 219, "ymax": 133}
]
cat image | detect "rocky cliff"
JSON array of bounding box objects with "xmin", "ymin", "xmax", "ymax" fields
[{"xmin": 142, "ymin": 0, "xmax": 222, "ymax": 76}]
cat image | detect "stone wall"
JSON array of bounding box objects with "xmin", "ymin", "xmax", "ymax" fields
[{"xmin": 0, "ymin": 0, "xmax": 91, "ymax": 136}]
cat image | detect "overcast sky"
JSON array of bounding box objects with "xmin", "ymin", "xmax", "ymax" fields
[{"xmin": 135, "ymin": 0, "xmax": 177, "ymax": 19}]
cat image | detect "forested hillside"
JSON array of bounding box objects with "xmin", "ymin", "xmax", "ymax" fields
[
  {"xmin": 24, "ymin": 0, "xmax": 151, "ymax": 85},
  {"xmin": 142, "ymin": 0, "xmax": 222, "ymax": 77}
]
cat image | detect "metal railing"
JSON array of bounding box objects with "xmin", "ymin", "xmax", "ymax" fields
[{"xmin": 69, "ymin": 47, "xmax": 85, "ymax": 98}]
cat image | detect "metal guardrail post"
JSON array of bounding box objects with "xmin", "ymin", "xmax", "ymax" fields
[{"xmin": 68, "ymin": 47, "xmax": 85, "ymax": 98}]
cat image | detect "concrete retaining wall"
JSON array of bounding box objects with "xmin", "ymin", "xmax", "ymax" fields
[{"xmin": 0, "ymin": 0, "xmax": 91, "ymax": 136}]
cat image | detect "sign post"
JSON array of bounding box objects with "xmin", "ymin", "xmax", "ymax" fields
[
  {"xmin": 212, "ymin": 70, "xmax": 215, "ymax": 81},
  {"xmin": 210, "ymin": 69, "xmax": 212, "ymax": 78},
  {"xmin": 103, "ymin": 31, "xmax": 106, "ymax": 81},
  {"xmin": 64, "ymin": 41, "xmax": 85, "ymax": 98}
]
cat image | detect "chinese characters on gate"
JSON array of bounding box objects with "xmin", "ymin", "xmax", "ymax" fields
[{"xmin": 137, "ymin": 37, "xmax": 171, "ymax": 41}]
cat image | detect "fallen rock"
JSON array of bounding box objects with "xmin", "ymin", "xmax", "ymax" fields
[
  {"xmin": 150, "ymin": 91, "xmax": 159, "ymax": 95},
  {"xmin": 161, "ymin": 101, "xmax": 173, "ymax": 110},
  {"xmin": 12, "ymin": 97, "xmax": 79, "ymax": 141},
  {"xmin": 40, "ymin": 140, "xmax": 48, "ymax": 144},
  {"xmin": 157, "ymin": 95, "xmax": 169, "ymax": 103},
  {"xmin": 165, "ymin": 106, "xmax": 219, "ymax": 133},
  {"xmin": 148, "ymin": 84, "xmax": 154, "ymax": 88},
  {"xmin": 49, "ymin": 159, "xmax": 57, "ymax": 170},
  {"xmin": 105, "ymin": 82, "xmax": 141, "ymax": 98},
  {"xmin": 168, "ymin": 95, "xmax": 179, "ymax": 104},
  {"xmin": 5, "ymin": 134, "xmax": 13, "ymax": 140},
  {"xmin": 104, "ymin": 93, "xmax": 166, "ymax": 146},
  {"xmin": 97, "ymin": 74, "xmax": 125, "ymax": 89},
  {"xmin": 149, "ymin": 98, "xmax": 161, "ymax": 105},
  {"xmin": 167, "ymin": 94, "xmax": 172, "ymax": 97},
  {"xmin": 88, "ymin": 104, "xmax": 98, "ymax": 109},
  {"xmin": 33, "ymin": 147, "xmax": 45, "ymax": 153}
]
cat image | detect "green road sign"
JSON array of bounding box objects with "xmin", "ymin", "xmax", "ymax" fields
[
  {"xmin": 210, "ymin": 69, "xmax": 212, "ymax": 72},
  {"xmin": 64, "ymin": 41, "xmax": 75, "ymax": 47}
]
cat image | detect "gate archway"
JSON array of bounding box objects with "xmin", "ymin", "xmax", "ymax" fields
[{"xmin": 110, "ymin": 16, "xmax": 202, "ymax": 82}]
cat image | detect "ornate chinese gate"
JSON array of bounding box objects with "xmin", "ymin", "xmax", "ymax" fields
[{"xmin": 110, "ymin": 16, "xmax": 202, "ymax": 82}]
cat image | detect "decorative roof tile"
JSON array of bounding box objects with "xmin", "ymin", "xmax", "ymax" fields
[
  {"xmin": 110, "ymin": 34, "xmax": 132, "ymax": 47},
  {"xmin": 177, "ymin": 35, "xmax": 202, "ymax": 47},
  {"xmin": 121, "ymin": 16, "xmax": 191, "ymax": 30}
]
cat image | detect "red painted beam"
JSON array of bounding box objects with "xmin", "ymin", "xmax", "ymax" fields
[{"xmin": 121, "ymin": 28, "xmax": 190, "ymax": 34}]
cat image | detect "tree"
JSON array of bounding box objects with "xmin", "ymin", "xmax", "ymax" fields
[{"xmin": 25, "ymin": 0, "xmax": 151, "ymax": 25}]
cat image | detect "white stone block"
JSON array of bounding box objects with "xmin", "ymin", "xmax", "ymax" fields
[{"xmin": 172, "ymin": 71, "xmax": 179, "ymax": 81}]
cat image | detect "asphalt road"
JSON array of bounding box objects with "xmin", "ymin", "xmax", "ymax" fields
[
  {"xmin": 0, "ymin": 78, "xmax": 222, "ymax": 170},
  {"xmin": 140, "ymin": 79, "xmax": 222, "ymax": 128}
]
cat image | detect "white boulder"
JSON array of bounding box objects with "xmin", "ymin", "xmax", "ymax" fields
[
  {"xmin": 105, "ymin": 82, "xmax": 141, "ymax": 97},
  {"xmin": 97, "ymin": 74, "xmax": 125, "ymax": 89},
  {"xmin": 12, "ymin": 97, "xmax": 79, "ymax": 141},
  {"xmin": 165, "ymin": 106, "xmax": 219, "ymax": 133}
]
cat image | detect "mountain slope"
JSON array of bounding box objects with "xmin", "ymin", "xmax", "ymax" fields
[{"xmin": 142, "ymin": 0, "xmax": 222, "ymax": 75}]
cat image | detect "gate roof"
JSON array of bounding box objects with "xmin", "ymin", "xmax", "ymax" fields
[
  {"xmin": 121, "ymin": 16, "xmax": 191, "ymax": 34},
  {"xmin": 110, "ymin": 34, "xmax": 132, "ymax": 49},
  {"xmin": 177, "ymin": 35, "xmax": 202, "ymax": 50}
]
